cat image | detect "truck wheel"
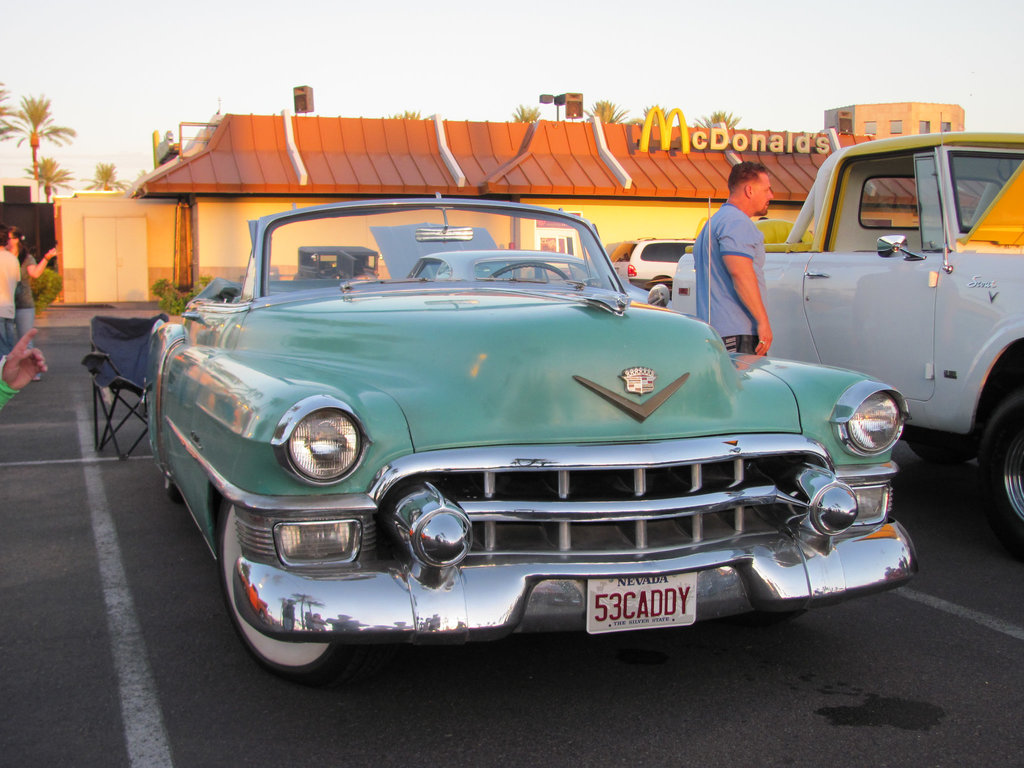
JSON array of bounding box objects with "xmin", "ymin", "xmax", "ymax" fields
[
  {"xmin": 979, "ymin": 393, "xmax": 1024, "ymax": 560},
  {"xmin": 218, "ymin": 503, "xmax": 394, "ymax": 686},
  {"xmin": 906, "ymin": 441, "xmax": 976, "ymax": 465}
]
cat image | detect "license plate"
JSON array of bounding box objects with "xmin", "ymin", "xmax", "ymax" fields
[{"xmin": 586, "ymin": 572, "xmax": 697, "ymax": 634}]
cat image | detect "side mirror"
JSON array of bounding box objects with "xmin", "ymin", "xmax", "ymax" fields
[
  {"xmin": 877, "ymin": 235, "xmax": 925, "ymax": 262},
  {"xmin": 647, "ymin": 284, "xmax": 670, "ymax": 307}
]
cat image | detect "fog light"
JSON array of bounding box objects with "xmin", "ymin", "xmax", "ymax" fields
[
  {"xmin": 810, "ymin": 483, "xmax": 859, "ymax": 535},
  {"xmin": 852, "ymin": 483, "xmax": 892, "ymax": 526},
  {"xmin": 274, "ymin": 520, "xmax": 360, "ymax": 565},
  {"xmin": 389, "ymin": 483, "xmax": 472, "ymax": 567}
]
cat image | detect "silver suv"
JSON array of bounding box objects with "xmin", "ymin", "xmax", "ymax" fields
[{"xmin": 609, "ymin": 239, "xmax": 692, "ymax": 290}]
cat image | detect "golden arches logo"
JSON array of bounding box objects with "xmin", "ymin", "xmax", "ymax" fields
[{"xmin": 639, "ymin": 108, "xmax": 691, "ymax": 153}]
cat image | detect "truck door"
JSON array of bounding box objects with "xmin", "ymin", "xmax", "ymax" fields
[{"xmin": 802, "ymin": 152, "xmax": 940, "ymax": 402}]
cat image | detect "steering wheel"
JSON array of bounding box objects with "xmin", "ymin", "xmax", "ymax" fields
[{"xmin": 490, "ymin": 261, "xmax": 570, "ymax": 281}]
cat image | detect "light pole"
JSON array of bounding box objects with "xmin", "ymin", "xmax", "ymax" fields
[{"xmin": 539, "ymin": 93, "xmax": 584, "ymax": 121}]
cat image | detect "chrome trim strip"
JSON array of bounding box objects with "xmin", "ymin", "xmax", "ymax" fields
[
  {"xmin": 457, "ymin": 485, "xmax": 780, "ymax": 522},
  {"xmin": 836, "ymin": 461, "xmax": 899, "ymax": 485}
]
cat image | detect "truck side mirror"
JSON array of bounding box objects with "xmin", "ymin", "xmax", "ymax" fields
[{"xmin": 877, "ymin": 235, "xmax": 925, "ymax": 262}]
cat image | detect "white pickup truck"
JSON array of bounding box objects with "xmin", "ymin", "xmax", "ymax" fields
[{"xmin": 668, "ymin": 132, "xmax": 1024, "ymax": 558}]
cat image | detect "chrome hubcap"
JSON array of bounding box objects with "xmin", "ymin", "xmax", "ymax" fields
[{"xmin": 1003, "ymin": 432, "xmax": 1024, "ymax": 521}]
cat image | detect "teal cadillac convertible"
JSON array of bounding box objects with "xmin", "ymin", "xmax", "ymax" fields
[{"xmin": 148, "ymin": 199, "xmax": 916, "ymax": 686}]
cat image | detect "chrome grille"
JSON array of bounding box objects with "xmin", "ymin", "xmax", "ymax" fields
[{"xmin": 371, "ymin": 435, "xmax": 832, "ymax": 558}]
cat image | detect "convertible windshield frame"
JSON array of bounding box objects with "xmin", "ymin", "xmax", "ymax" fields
[{"xmin": 254, "ymin": 198, "xmax": 623, "ymax": 299}]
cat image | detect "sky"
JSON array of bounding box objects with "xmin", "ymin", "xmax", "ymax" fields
[{"xmin": 2, "ymin": 0, "xmax": 1021, "ymax": 192}]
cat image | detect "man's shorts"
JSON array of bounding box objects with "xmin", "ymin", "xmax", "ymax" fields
[{"xmin": 721, "ymin": 334, "xmax": 757, "ymax": 354}]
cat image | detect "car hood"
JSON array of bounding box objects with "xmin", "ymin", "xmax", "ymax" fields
[{"xmin": 238, "ymin": 291, "xmax": 802, "ymax": 452}]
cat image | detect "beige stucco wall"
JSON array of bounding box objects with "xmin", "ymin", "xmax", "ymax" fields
[
  {"xmin": 532, "ymin": 197, "xmax": 799, "ymax": 250},
  {"xmin": 55, "ymin": 193, "xmax": 177, "ymax": 303},
  {"xmin": 54, "ymin": 193, "xmax": 803, "ymax": 301},
  {"xmin": 192, "ymin": 197, "xmax": 340, "ymax": 283}
]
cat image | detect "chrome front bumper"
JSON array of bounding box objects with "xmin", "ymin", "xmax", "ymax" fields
[{"xmin": 230, "ymin": 520, "xmax": 916, "ymax": 644}]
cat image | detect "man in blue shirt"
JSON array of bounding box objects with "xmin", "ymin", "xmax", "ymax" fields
[{"xmin": 693, "ymin": 161, "xmax": 774, "ymax": 355}]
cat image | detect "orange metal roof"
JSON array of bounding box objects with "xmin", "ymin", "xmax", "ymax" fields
[{"xmin": 137, "ymin": 113, "xmax": 870, "ymax": 201}]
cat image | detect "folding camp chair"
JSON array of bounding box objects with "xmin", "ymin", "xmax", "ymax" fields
[{"xmin": 81, "ymin": 314, "xmax": 168, "ymax": 459}]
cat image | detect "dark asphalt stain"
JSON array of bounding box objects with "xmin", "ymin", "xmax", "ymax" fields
[{"xmin": 816, "ymin": 693, "xmax": 945, "ymax": 731}]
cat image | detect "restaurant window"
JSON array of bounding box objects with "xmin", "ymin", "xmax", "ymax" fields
[
  {"xmin": 890, "ymin": 120, "xmax": 903, "ymax": 135},
  {"xmin": 864, "ymin": 121, "xmax": 877, "ymax": 135},
  {"xmin": 919, "ymin": 120, "xmax": 931, "ymax": 134}
]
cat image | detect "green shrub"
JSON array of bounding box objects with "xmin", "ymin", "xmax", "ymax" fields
[
  {"xmin": 152, "ymin": 276, "xmax": 213, "ymax": 315},
  {"xmin": 32, "ymin": 268, "xmax": 64, "ymax": 315}
]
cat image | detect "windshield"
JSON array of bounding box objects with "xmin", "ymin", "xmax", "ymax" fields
[{"xmin": 262, "ymin": 203, "xmax": 619, "ymax": 296}]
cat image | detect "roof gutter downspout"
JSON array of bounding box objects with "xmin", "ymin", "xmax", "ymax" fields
[
  {"xmin": 432, "ymin": 115, "xmax": 467, "ymax": 188},
  {"xmin": 590, "ymin": 116, "xmax": 632, "ymax": 190},
  {"xmin": 280, "ymin": 110, "xmax": 309, "ymax": 186}
]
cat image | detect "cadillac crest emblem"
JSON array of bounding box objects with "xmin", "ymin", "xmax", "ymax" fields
[{"xmin": 621, "ymin": 367, "xmax": 657, "ymax": 396}]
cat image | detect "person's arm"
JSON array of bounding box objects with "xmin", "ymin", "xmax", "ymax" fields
[
  {"xmin": 25, "ymin": 249, "xmax": 56, "ymax": 279},
  {"xmin": 723, "ymin": 254, "xmax": 772, "ymax": 355}
]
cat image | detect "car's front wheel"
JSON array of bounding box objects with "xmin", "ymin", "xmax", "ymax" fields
[
  {"xmin": 217, "ymin": 503, "xmax": 393, "ymax": 686},
  {"xmin": 979, "ymin": 393, "xmax": 1024, "ymax": 560}
]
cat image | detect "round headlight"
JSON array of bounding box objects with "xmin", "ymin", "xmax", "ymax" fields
[
  {"xmin": 287, "ymin": 408, "xmax": 360, "ymax": 482},
  {"xmin": 840, "ymin": 391, "xmax": 904, "ymax": 455}
]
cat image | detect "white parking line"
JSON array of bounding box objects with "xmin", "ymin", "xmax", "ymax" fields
[
  {"xmin": 0, "ymin": 455, "xmax": 152, "ymax": 468},
  {"xmin": 898, "ymin": 588, "xmax": 1024, "ymax": 642},
  {"xmin": 75, "ymin": 400, "xmax": 174, "ymax": 768}
]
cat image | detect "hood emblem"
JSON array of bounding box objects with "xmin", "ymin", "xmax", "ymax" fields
[
  {"xmin": 573, "ymin": 371, "xmax": 690, "ymax": 423},
  {"xmin": 621, "ymin": 366, "xmax": 657, "ymax": 395}
]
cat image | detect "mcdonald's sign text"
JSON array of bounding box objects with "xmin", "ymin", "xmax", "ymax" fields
[{"xmin": 638, "ymin": 108, "xmax": 831, "ymax": 155}]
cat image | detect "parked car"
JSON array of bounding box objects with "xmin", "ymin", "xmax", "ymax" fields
[
  {"xmin": 609, "ymin": 238, "xmax": 693, "ymax": 289},
  {"xmin": 149, "ymin": 198, "xmax": 915, "ymax": 686}
]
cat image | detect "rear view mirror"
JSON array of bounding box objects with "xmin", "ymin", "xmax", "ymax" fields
[{"xmin": 648, "ymin": 284, "xmax": 670, "ymax": 307}]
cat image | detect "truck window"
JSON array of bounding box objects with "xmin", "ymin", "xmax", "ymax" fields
[
  {"xmin": 950, "ymin": 153, "xmax": 1024, "ymax": 232},
  {"xmin": 914, "ymin": 155, "xmax": 945, "ymax": 251},
  {"xmin": 859, "ymin": 177, "xmax": 918, "ymax": 229}
]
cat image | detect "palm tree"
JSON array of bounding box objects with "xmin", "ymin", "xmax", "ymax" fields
[
  {"xmin": 0, "ymin": 82, "xmax": 13, "ymax": 140},
  {"xmin": 8, "ymin": 95, "xmax": 77, "ymax": 186},
  {"xmin": 587, "ymin": 100, "xmax": 630, "ymax": 124},
  {"xmin": 511, "ymin": 105, "xmax": 541, "ymax": 123},
  {"xmin": 86, "ymin": 162, "xmax": 130, "ymax": 192},
  {"xmin": 386, "ymin": 110, "xmax": 422, "ymax": 119},
  {"xmin": 697, "ymin": 110, "xmax": 741, "ymax": 129},
  {"xmin": 30, "ymin": 157, "xmax": 74, "ymax": 202}
]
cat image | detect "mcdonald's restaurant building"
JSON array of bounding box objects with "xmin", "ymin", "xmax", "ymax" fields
[{"xmin": 54, "ymin": 109, "xmax": 872, "ymax": 304}]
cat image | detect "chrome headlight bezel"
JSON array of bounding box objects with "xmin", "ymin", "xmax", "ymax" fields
[
  {"xmin": 831, "ymin": 382, "xmax": 907, "ymax": 457},
  {"xmin": 271, "ymin": 395, "xmax": 369, "ymax": 485}
]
